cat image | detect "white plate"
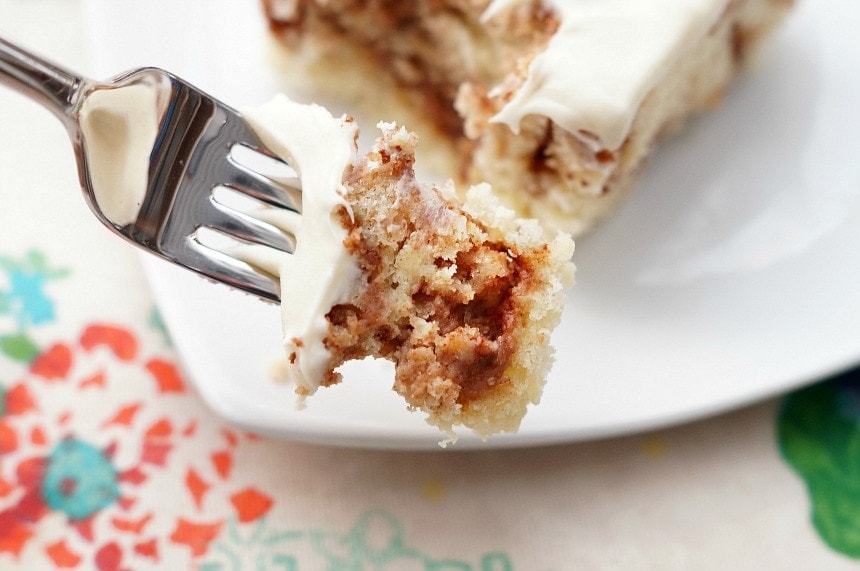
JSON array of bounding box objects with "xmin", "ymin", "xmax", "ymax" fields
[{"xmin": 89, "ymin": 0, "xmax": 860, "ymax": 449}]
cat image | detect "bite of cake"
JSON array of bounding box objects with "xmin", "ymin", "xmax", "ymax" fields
[{"xmin": 242, "ymin": 95, "xmax": 575, "ymax": 441}]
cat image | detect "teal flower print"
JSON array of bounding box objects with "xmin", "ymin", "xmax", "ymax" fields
[
  {"xmin": 0, "ymin": 250, "xmax": 68, "ymax": 330},
  {"xmin": 41, "ymin": 437, "xmax": 120, "ymax": 520},
  {"xmin": 201, "ymin": 510, "xmax": 517, "ymax": 570},
  {"xmin": 0, "ymin": 250, "xmax": 68, "ymax": 362}
]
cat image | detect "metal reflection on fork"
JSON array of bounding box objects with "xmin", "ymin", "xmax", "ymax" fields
[{"xmin": 0, "ymin": 34, "xmax": 300, "ymax": 302}]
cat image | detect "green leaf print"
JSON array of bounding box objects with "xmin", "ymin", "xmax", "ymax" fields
[
  {"xmin": 0, "ymin": 333, "xmax": 40, "ymax": 362},
  {"xmin": 778, "ymin": 373, "xmax": 860, "ymax": 558}
]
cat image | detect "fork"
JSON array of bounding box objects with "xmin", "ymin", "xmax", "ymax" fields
[{"xmin": 0, "ymin": 35, "xmax": 300, "ymax": 302}]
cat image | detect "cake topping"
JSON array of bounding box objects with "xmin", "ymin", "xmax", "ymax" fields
[
  {"xmin": 242, "ymin": 94, "xmax": 362, "ymax": 395},
  {"xmin": 485, "ymin": 0, "xmax": 729, "ymax": 149}
]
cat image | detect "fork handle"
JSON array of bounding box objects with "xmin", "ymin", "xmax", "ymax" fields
[{"xmin": 0, "ymin": 34, "xmax": 86, "ymax": 128}]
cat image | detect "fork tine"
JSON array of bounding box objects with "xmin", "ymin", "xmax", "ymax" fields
[
  {"xmin": 182, "ymin": 238, "xmax": 281, "ymax": 301},
  {"xmin": 204, "ymin": 199, "xmax": 296, "ymax": 253},
  {"xmin": 223, "ymin": 154, "xmax": 302, "ymax": 212}
]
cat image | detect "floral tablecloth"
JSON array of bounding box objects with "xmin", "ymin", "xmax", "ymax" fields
[{"xmin": 2, "ymin": 2, "xmax": 860, "ymax": 569}]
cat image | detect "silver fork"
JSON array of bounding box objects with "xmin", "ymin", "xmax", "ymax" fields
[{"xmin": 0, "ymin": 35, "xmax": 299, "ymax": 302}]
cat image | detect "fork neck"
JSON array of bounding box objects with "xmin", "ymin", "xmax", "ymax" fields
[{"xmin": 0, "ymin": 35, "xmax": 86, "ymax": 129}]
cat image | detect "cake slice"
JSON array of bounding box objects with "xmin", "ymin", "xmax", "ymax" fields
[
  {"xmin": 241, "ymin": 95, "xmax": 575, "ymax": 441},
  {"xmin": 261, "ymin": 0, "xmax": 795, "ymax": 235}
]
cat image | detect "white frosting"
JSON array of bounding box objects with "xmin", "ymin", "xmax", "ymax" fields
[
  {"xmin": 242, "ymin": 94, "xmax": 361, "ymax": 395},
  {"xmin": 484, "ymin": 0, "xmax": 729, "ymax": 149},
  {"xmin": 79, "ymin": 83, "xmax": 162, "ymax": 226}
]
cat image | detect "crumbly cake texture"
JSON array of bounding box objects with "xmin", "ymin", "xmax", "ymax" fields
[
  {"xmin": 262, "ymin": 0, "xmax": 794, "ymax": 236},
  {"xmin": 322, "ymin": 123, "xmax": 574, "ymax": 440}
]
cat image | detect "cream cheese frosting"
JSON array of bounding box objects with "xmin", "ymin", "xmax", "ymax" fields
[
  {"xmin": 484, "ymin": 0, "xmax": 729, "ymax": 149},
  {"xmin": 80, "ymin": 0, "xmax": 733, "ymax": 395},
  {"xmin": 80, "ymin": 87, "xmax": 362, "ymax": 395},
  {"xmin": 242, "ymin": 94, "xmax": 361, "ymax": 395}
]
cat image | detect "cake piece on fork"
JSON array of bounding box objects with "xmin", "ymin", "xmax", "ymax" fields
[{"xmin": 242, "ymin": 95, "xmax": 575, "ymax": 441}]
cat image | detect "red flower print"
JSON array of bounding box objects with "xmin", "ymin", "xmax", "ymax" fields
[
  {"xmin": 111, "ymin": 513, "xmax": 153, "ymax": 534},
  {"xmin": 145, "ymin": 358, "xmax": 185, "ymax": 393},
  {"xmin": 230, "ymin": 488, "xmax": 274, "ymax": 523},
  {"xmin": 170, "ymin": 518, "xmax": 224, "ymax": 557},
  {"xmin": 1, "ymin": 319, "xmax": 282, "ymax": 567},
  {"xmin": 78, "ymin": 371, "xmax": 107, "ymax": 389},
  {"xmin": 94, "ymin": 541, "xmax": 126, "ymax": 571},
  {"xmin": 144, "ymin": 418, "xmax": 173, "ymax": 440},
  {"xmin": 29, "ymin": 343, "xmax": 72, "ymax": 380},
  {"xmin": 133, "ymin": 538, "xmax": 159, "ymax": 561},
  {"xmin": 4, "ymin": 382, "xmax": 37, "ymax": 414},
  {"xmin": 0, "ymin": 476, "xmax": 14, "ymax": 498},
  {"xmin": 211, "ymin": 450, "xmax": 232, "ymax": 480},
  {"xmin": 0, "ymin": 419, "xmax": 17, "ymax": 453},
  {"xmin": 185, "ymin": 468, "xmax": 211, "ymax": 510},
  {"xmin": 0, "ymin": 512, "xmax": 33, "ymax": 557},
  {"xmin": 101, "ymin": 403, "xmax": 144, "ymax": 429},
  {"xmin": 45, "ymin": 539, "xmax": 82, "ymax": 568},
  {"xmin": 80, "ymin": 325, "xmax": 138, "ymax": 362}
]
